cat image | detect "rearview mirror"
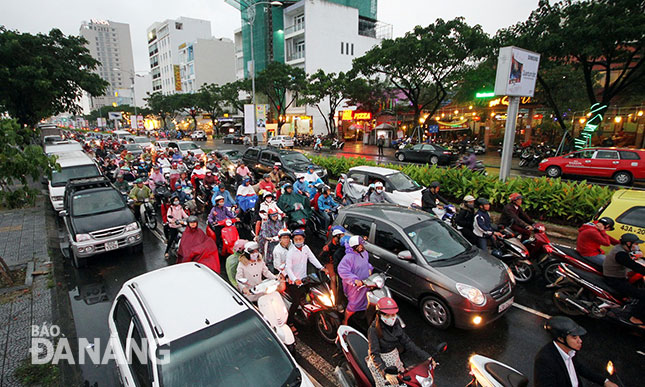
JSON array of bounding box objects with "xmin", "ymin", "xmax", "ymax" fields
[
  {"xmin": 397, "ymin": 250, "xmax": 413, "ymax": 261},
  {"xmin": 58, "ymin": 210, "xmax": 68, "ymax": 217},
  {"xmin": 436, "ymin": 342, "xmax": 448, "ymax": 354}
]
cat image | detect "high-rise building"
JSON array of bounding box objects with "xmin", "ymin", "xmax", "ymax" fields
[
  {"xmin": 178, "ymin": 37, "xmax": 236, "ymax": 93},
  {"xmin": 80, "ymin": 20, "xmax": 135, "ymax": 111},
  {"xmin": 146, "ymin": 17, "xmax": 212, "ymax": 95}
]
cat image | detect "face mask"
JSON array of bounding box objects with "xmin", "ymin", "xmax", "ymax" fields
[
  {"xmin": 218, "ymin": 202, "xmax": 224, "ymax": 207},
  {"xmin": 294, "ymin": 242, "xmax": 304, "ymax": 249},
  {"xmin": 250, "ymin": 252, "xmax": 259, "ymax": 261},
  {"xmin": 173, "ymin": 201, "xmax": 180, "ymax": 206},
  {"xmin": 381, "ymin": 315, "xmax": 397, "ymax": 327},
  {"xmin": 376, "ymin": 188, "xmax": 383, "ymax": 193}
]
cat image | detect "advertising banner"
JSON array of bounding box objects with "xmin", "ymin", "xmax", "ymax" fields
[
  {"xmin": 256, "ymin": 104, "xmax": 268, "ymax": 133},
  {"xmin": 494, "ymin": 46, "xmax": 540, "ymax": 97},
  {"xmin": 244, "ymin": 104, "xmax": 255, "ymax": 134},
  {"xmin": 174, "ymin": 65, "xmax": 182, "ymax": 91}
]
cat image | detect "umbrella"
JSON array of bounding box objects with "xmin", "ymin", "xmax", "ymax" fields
[{"xmin": 375, "ymin": 123, "xmax": 395, "ymax": 130}]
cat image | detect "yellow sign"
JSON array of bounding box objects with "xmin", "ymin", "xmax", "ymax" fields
[
  {"xmin": 489, "ymin": 96, "xmax": 531, "ymax": 107},
  {"xmin": 174, "ymin": 65, "xmax": 182, "ymax": 91},
  {"xmin": 341, "ymin": 110, "xmax": 353, "ymax": 120},
  {"xmin": 354, "ymin": 112, "xmax": 372, "ymax": 120}
]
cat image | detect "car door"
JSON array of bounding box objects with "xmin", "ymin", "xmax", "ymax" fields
[
  {"xmin": 561, "ymin": 150, "xmax": 595, "ymax": 175},
  {"xmin": 590, "ymin": 150, "xmax": 620, "ymax": 177},
  {"xmin": 258, "ymin": 151, "xmax": 273, "ymax": 174},
  {"xmin": 112, "ymin": 296, "xmax": 152, "ymax": 387},
  {"xmin": 616, "ymin": 206, "xmax": 645, "ymax": 236},
  {"xmin": 406, "ymin": 144, "xmax": 424, "ymax": 162},
  {"xmin": 370, "ymin": 221, "xmax": 417, "ymax": 296}
]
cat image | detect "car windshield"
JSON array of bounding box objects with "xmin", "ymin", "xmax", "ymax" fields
[
  {"xmin": 51, "ymin": 165, "xmax": 100, "ymax": 187},
  {"xmin": 157, "ymin": 309, "xmax": 301, "ymax": 387},
  {"xmin": 387, "ymin": 172, "xmax": 420, "ymax": 192},
  {"xmin": 224, "ymin": 150, "xmax": 240, "ymax": 157},
  {"xmin": 133, "ymin": 137, "xmax": 149, "ymax": 143},
  {"xmin": 404, "ymin": 220, "xmax": 471, "ymax": 264},
  {"xmin": 179, "ymin": 143, "xmax": 199, "ymax": 150},
  {"xmin": 125, "ymin": 144, "xmax": 141, "ymax": 151},
  {"xmin": 281, "ymin": 153, "xmax": 310, "ymax": 166},
  {"xmin": 72, "ymin": 190, "xmax": 125, "ymax": 216}
]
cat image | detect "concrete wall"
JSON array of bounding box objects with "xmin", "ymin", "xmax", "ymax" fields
[{"xmin": 194, "ymin": 38, "xmax": 236, "ymax": 88}]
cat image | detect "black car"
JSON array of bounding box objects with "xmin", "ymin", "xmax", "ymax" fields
[
  {"xmin": 241, "ymin": 147, "xmax": 327, "ymax": 182},
  {"xmin": 395, "ymin": 143, "xmax": 456, "ymax": 165},
  {"xmin": 333, "ymin": 203, "xmax": 515, "ymax": 329},
  {"xmin": 222, "ymin": 134, "xmax": 244, "ymax": 144}
]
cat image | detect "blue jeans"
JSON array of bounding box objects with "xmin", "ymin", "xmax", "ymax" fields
[
  {"xmin": 319, "ymin": 211, "xmax": 331, "ymax": 230},
  {"xmin": 477, "ymin": 237, "xmax": 489, "ymax": 250},
  {"xmin": 583, "ymin": 254, "xmax": 605, "ymax": 267}
]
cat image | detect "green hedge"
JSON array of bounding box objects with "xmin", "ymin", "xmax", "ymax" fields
[{"xmin": 309, "ymin": 155, "xmax": 613, "ymax": 225}]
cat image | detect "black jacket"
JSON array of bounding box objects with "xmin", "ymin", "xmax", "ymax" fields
[
  {"xmin": 368, "ymin": 319, "xmax": 429, "ymax": 377},
  {"xmin": 421, "ymin": 188, "xmax": 448, "ymax": 212},
  {"xmin": 499, "ymin": 203, "xmax": 533, "ymax": 228},
  {"xmin": 533, "ymin": 342, "xmax": 606, "ymax": 387},
  {"xmin": 455, "ymin": 206, "xmax": 475, "ymax": 230}
]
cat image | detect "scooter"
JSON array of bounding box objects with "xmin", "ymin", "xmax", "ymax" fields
[
  {"xmin": 491, "ymin": 228, "xmax": 535, "ymax": 283},
  {"xmin": 331, "ymin": 138, "xmax": 345, "ymax": 150},
  {"xmin": 206, "ymin": 218, "xmax": 240, "ymax": 257},
  {"xmin": 335, "ymin": 324, "xmax": 447, "ymax": 387},
  {"xmin": 467, "ymin": 354, "xmax": 528, "ymax": 387},
  {"xmin": 241, "ymin": 277, "xmax": 295, "ymax": 351}
]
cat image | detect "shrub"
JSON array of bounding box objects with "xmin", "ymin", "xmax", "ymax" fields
[{"xmin": 309, "ymin": 155, "xmax": 613, "ymax": 225}]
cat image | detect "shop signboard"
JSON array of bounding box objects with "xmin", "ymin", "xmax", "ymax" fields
[
  {"xmin": 494, "ymin": 46, "xmax": 540, "ymax": 97},
  {"xmin": 428, "ymin": 124, "xmax": 439, "ymax": 134}
]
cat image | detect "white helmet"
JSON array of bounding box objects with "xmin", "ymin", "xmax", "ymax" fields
[
  {"xmin": 349, "ymin": 235, "xmax": 362, "ymax": 247},
  {"xmin": 332, "ymin": 228, "xmax": 345, "ymax": 237},
  {"xmin": 278, "ymin": 228, "xmax": 292, "ymax": 237},
  {"xmin": 463, "ymin": 195, "xmax": 476, "ymax": 202},
  {"xmin": 244, "ymin": 241, "xmax": 259, "ymax": 254},
  {"xmin": 214, "ymin": 195, "xmax": 224, "ymax": 203},
  {"xmin": 374, "ymin": 181, "xmax": 384, "ymax": 189}
]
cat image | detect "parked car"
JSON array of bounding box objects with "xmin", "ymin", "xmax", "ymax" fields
[
  {"xmin": 395, "ymin": 143, "xmax": 457, "ymax": 165},
  {"xmin": 191, "ymin": 130, "xmax": 207, "ymax": 141},
  {"xmin": 267, "ymin": 135, "xmax": 295, "ymax": 148},
  {"xmin": 59, "ymin": 177, "xmax": 142, "ymax": 268},
  {"xmin": 48, "ymin": 151, "xmax": 101, "ymax": 211},
  {"xmin": 213, "ymin": 149, "xmax": 243, "ymax": 162},
  {"xmin": 153, "ymin": 140, "xmax": 171, "ymax": 152},
  {"xmin": 241, "ymin": 147, "xmax": 327, "ymax": 182},
  {"xmin": 223, "ymin": 134, "xmax": 244, "ymax": 144},
  {"xmin": 346, "ymin": 166, "xmax": 424, "ymax": 207},
  {"xmin": 108, "ymin": 263, "xmax": 315, "ymax": 387},
  {"xmin": 538, "ymin": 147, "xmax": 645, "ymax": 185},
  {"xmin": 594, "ymin": 189, "xmax": 645, "ymax": 253},
  {"xmin": 333, "ymin": 203, "xmax": 515, "ymax": 329}
]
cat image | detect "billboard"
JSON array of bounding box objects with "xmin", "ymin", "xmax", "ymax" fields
[
  {"xmin": 97, "ymin": 117, "xmax": 106, "ymax": 128},
  {"xmin": 244, "ymin": 104, "xmax": 255, "ymax": 134},
  {"xmin": 256, "ymin": 104, "xmax": 268, "ymax": 133},
  {"xmin": 494, "ymin": 46, "xmax": 540, "ymax": 97},
  {"xmin": 174, "ymin": 65, "xmax": 182, "ymax": 91}
]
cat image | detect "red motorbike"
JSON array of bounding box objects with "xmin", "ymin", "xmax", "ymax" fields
[
  {"xmin": 335, "ymin": 324, "xmax": 447, "ymax": 387},
  {"xmin": 206, "ymin": 218, "xmax": 239, "ymax": 256}
]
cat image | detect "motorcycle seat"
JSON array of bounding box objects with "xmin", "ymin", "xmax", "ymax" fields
[
  {"xmin": 346, "ymin": 332, "xmax": 374, "ymax": 386},
  {"xmin": 555, "ymin": 245, "xmax": 603, "ymax": 272},
  {"xmin": 569, "ymin": 266, "xmax": 620, "ymax": 296},
  {"xmin": 484, "ymin": 362, "xmax": 528, "ymax": 387}
]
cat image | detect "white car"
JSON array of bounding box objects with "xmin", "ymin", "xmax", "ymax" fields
[
  {"xmin": 190, "ymin": 130, "xmax": 207, "ymax": 141},
  {"xmin": 108, "ymin": 263, "xmax": 315, "ymax": 387},
  {"xmin": 268, "ymin": 135, "xmax": 294, "ymax": 148},
  {"xmin": 346, "ymin": 166, "xmax": 424, "ymax": 207},
  {"xmin": 44, "ymin": 140, "xmax": 83, "ymax": 155},
  {"xmin": 125, "ymin": 135, "xmax": 153, "ymax": 149},
  {"xmin": 48, "ymin": 151, "xmax": 101, "ymax": 211}
]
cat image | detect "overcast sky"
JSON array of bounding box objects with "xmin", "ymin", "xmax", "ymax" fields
[{"xmin": 1, "ymin": 0, "xmax": 538, "ymax": 71}]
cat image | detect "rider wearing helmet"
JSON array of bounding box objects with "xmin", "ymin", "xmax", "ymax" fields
[
  {"xmin": 235, "ymin": 241, "xmax": 277, "ymax": 302},
  {"xmin": 277, "ymin": 182, "xmax": 312, "ymax": 225},
  {"xmin": 455, "ymin": 195, "xmax": 477, "ymax": 244},
  {"xmin": 317, "ymin": 185, "xmax": 339, "ymax": 230},
  {"xmin": 128, "ymin": 178, "xmax": 153, "ymax": 221},
  {"xmin": 534, "ymin": 316, "xmax": 618, "ymax": 387},
  {"xmin": 473, "ymin": 198, "xmax": 503, "ymax": 250},
  {"xmin": 165, "ymin": 195, "xmax": 188, "ymax": 259},
  {"xmin": 369, "ymin": 181, "xmax": 389, "ymax": 203},
  {"xmin": 421, "ymin": 181, "xmax": 449, "ymax": 213},
  {"xmin": 258, "ymin": 208, "xmax": 284, "ymax": 269},
  {"xmin": 576, "ymin": 217, "xmax": 619, "ymax": 267},
  {"xmin": 207, "ymin": 195, "xmax": 237, "ymax": 251},
  {"xmin": 225, "ymin": 239, "xmax": 249, "ymax": 287},
  {"xmin": 499, "ymin": 193, "xmax": 535, "ymax": 240},
  {"xmin": 272, "ymin": 228, "xmax": 292, "ymax": 274},
  {"xmin": 269, "ymin": 162, "xmax": 284, "ymax": 184},
  {"xmin": 603, "ymin": 233, "xmax": 645, "ymax": 328},
  {"xmin": 258, "ymin": 172, "xmax": 276, "ymax": 193},
  {"xmin": 367, "ymin": 297, "xmax": 431, "ymax": 387},
  {"xmin": 338, "ymin": 235, "xmax": 373, "ymax": 325}
]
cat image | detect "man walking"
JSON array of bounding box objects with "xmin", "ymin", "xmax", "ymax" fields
[{"xmin": 377, "ymin": 135, "xmax": 385, "ymax": 156}]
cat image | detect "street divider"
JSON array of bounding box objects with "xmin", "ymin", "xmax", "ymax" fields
[{"xmin": 309, "ymin": 155, "xmax": 613, "ymax": 226}]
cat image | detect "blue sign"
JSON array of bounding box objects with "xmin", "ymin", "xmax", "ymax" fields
[{"xmin": 428, "ymin": 125, "xmax": 439, "ymax": 134}]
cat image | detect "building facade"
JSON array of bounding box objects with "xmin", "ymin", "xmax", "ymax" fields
[
  {"xmin": 146, "ymin": 17, "xmax": 212, "ymax": 95},
  {"xmin": 79, "ymin": 20, "xmax": 135, "ymax": 111},
  {"xmin": 178, "ymin": 37, "xmax": 236, "ymax": 93}
]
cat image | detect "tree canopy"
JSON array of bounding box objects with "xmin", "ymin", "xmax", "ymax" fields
[
  {"xmin": 255, "ymin": 62, "xmax": 307, "ymax": 128},
  {"xmin": 302, "ymin": 70, "xmax": 355, "ymax": 135}
]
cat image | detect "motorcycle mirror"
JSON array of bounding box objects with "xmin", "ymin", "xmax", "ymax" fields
[
  {"xmin": 384, "ymin": 366, "xmax": 398, "ymax": 375},
  {"xmin": 238, "ymin": 278, "xmax": 248, "ymax": 285},
  {"xmin": 397, "ymin": 250, "xmax": 413, "ymax": 261},
  {"xmin": 436, "ymin": 342, "xmax": 448, "ymax": 354}
]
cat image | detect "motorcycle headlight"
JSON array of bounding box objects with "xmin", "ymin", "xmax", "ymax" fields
[
  {"xmin": 76, "ymin": 233, "xmax": 91, "ymax": 242},
  {"xmin": 456, "ymin": 283, "xmax": 486, "ymax": 306},
  {"xmin": 416, "ymin": 374, "xmax": 433, "ymax": 387},
  {"xmin": 317, "ymin": 293, "xmax": 334, "ymax": 307},
  {"xmin": 125, "ymin": 222, "xmax": 140, "ymax": 232},
  {"xmin": 373, "ymin": 275, "xmax": 385, "ymax": 289},
  {"xmin": 503, "ymin": 263, "xmax": 516, "ymax": 285}
]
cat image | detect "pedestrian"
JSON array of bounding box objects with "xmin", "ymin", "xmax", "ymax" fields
[{"xmin": 377, "ymin": 135, "xmax": 385, "ymax": 156}]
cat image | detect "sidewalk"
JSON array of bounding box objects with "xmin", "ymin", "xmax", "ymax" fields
[{"xmin": 0, "ymin": 198, "xmax": 55, "ymax": 387}]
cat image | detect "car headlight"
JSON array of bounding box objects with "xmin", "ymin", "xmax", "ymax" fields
[
  {"xmin": 317, "ymin": 293, "xmax": 334, "ymax": 307},
  {"xmin": 456, "ymin": 283, "xmax": 486, "ymax": 306},
  {"xmin": 76, "ymin": 233, "xmax": 91, "ymax": 242},
  {"xmin": 503, "ymin": 263, "xmax": 516, "ymax": 285},
  {"xmin": 540, "ymin": 158, "xmax": 549, "ymax": 163},
  {"xmin": 125, "ymin": 222, "xmax": 139, "ymax": 232}
]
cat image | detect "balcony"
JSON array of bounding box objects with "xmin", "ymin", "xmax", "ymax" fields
[
  {"xmin": 358, "ymin": 19, "xmax": 393, "ymax": 40},
  {"xmin": 284, "ymin": 22, "xmax": 305, "ymax": 38}
]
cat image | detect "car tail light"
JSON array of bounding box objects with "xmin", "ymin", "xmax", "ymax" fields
[{"xmin": 443, "ymin": 151, "xmax": 451, "ymax": 155}]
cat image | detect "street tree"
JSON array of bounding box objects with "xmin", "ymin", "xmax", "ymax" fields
[
  {"xmin": 255, "ymin": 62, "xmax": 307, "ymax": 128},
  {"xmin": 220, "ymin": 79, "xmax": 251, "ymax": 114},
  {"xmin": 0, "ymin": 28, "xmax": 108, "ymax": 130},
  {"xmin": 302, "ymin": 70, "xmax": 352, "ymax": 136},
  {"xmin": 197, "ymin": 84, "xmax": 226, "ymax": 135},
  {"xmin": 342, "ymin": 77, "xmax": 396, "ymax": 117},
  {"xmin": 175, "ymin": 94, "xmax": 201, "ymax": 131},
  {"xmin": 352, "ymin": 18, "xmax": 490, "ymax": 135},
  {"xmin": 145, "ymin": 92, "xmax": 177, "ymax": 130}
]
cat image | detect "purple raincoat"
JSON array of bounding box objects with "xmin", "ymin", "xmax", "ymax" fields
[{"xmin": 337, "ymin": 243, "xmax": 373, "ymax": 312}]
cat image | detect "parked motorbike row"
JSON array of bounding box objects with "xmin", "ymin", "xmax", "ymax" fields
[{"xmin": 518, "ymin": 143, "xmax": 556, "ymax": 168}]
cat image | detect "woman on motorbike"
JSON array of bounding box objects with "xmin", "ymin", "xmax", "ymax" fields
[
  {"xmin": 258, "ymin": 209, "xmax": 284, "ymax": 270},
  {"xmin": 148, "ymin": 165, "xmax": 166, "ymax": 192},
  {"xmin": 165, "ymin": 196, "xmax": 188, "ymax": 259},
  {"xmin": 338, "ymin": 236, "xmax": 373, "ymax": 325},
  {"xmin": 235, "ymin": 241, "xmax": 277, "ymax": 302},
  {"xmin": 367, "ymin": 297, "xmax": 432, "ymax": 387},
  {"xmin": 226, "ymin": 239, "xmax": 248, "ymax": 287},
  {"xmin": 177, "ymin": 215, "xmax": 220, "ymax": 272}
]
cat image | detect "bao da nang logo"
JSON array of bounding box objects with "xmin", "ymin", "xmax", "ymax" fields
[{"xmin": 30, "ymin": 323, "xmax": 169, "ymax": 365}]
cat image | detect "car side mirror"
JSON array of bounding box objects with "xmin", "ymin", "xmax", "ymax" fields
[
  {"xmin": 58, "ymin": 210, "xmax": 68, "ymax": 217},
  {"xmin": 397, "ymin": 250, "xmax": 413, "ymax": 261},
  {"xmin": 435, "ymin": 342, "xmax": 448, "ymax": 354}
]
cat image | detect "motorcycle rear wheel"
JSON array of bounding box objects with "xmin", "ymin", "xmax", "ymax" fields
[
  {"xmin": 542, "ymin": 262, "xmax": 561, "ymax": 285},
  {"xmin": 144, "ymin": 211, "xmax": 157, "ymax": 230},
  {"xmin": 315, "ymin": 312, "xmax": 340, "ymax": 344},
  {"xmin": 553, "ymin": 286, "xmax": 585, "ymax": 316}
]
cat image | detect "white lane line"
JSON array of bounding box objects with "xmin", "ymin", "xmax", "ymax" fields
[
  {"xmin": 149, "ymin": 227, "xmax": 166, "ymax": 243},
  {"xmin": 637, "ymin": 351, "xmax": 645, "ymax": 357},
  {"xmin": 512, "ymin": 302, "xmax": 552, "ymax": 319}
]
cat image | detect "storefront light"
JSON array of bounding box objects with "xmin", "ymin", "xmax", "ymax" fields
[
  {"xmin": 614, "ymin": 116, "xmax": 622, "ymax": 123},
  {"xmin": 454, "ymin": 110, "xmax": 459, "ymax": 115},
  {"xmin": 468, "ymin": 105, "xmax": 473, "ymax": 110},
  {"xmin": 579, "ymin": 117, "xmax": 586, "ymax": 124},
  {"xmin": 638, "ymin": 111, "xmax": 644, "ymax": 117}
]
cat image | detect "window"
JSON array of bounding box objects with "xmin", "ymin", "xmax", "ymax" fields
[
  {"xmin": 347, "ymin": 171, "xmax": 367, "ymax": 185},
  {"xmin": 130, "ymin": 321, "xmax": 152, "ymax": 387},
  {"xmin": 411, "ymin": 144, "xmax": 423, "ymax": 151},
  {"xmin": 113, "ymin": 297, "xmax": 133, "ymax": 352},
  {"xmin": 343, "ymin": 215, "xmax": 372, "ymax": 237},
  {"xmin": 175, "ymin": 22, "xmax": 183, "ymax": 30},
  {"xmin": 375, "ymin": 222, "xmax": 407, "ymax": 255},
  {"xmin": 616, "ymin": 206, "xmax": 645, "ymax": 228},
  {"xmin": 345, "ymin": 42, "xmax": 349, "ymax": 55},
  {"xmin": 421, "ymin": 144, "xmax": 435, "ymax": 151},
  {"xmin": 595, "ymin": 150, "xmax": 619, "ymax": 159},
  {"xmin": 341, "ymin": 42, "xmax": 344, "ymax": 54},
  {"xmin": 244, "ymin": 149, "xmax": 259, "ymax": 160},
  {"xmin": 619, "ymin": 151, "xmax": 640, "ymax": 160},
  {"xmin": 351, "ymin": 43, "xmax": 354, "ymax": 55},
  {"xmin": 567, "ymin": 150, "xmax": 594, "ymax": 159},
  {"xmin": 260, "ymin": 152, "xmax": 274, "ymax": 162}
]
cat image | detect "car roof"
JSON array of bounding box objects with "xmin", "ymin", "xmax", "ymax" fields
[
  {"xmin": 349, "ymin": 166, "xmax": 399, "ymax": 176},
  {"xmin": 54, "ymin": 152, "xmax": 95, "ymax": 167},
  {"xmin": 126, "ymin": 263, "xmax": 249, "ymax": 344},
  {"xmin": 342, "ymin": 203, "xmax": 434, "ymax": 229},
  {"xmin": 613, "ymin": 189, "xmax": 645, "ymax": 202}
]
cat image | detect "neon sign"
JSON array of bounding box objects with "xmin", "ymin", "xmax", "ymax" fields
[
  {"xmin": 475, "ymin": 91, "xmax": 495, "ymax": 98},
  {"xmin": 341, "ymin": 111, "xmax": 372, "ymax": 120},
  {"xmin": 489, "ymin": 96, "xmax": 531, "ymax": 107},
  {"xmin": 575, "ymin": 103, "xmax": 606, "ymax": 150}
]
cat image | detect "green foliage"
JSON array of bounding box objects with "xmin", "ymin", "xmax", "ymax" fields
[
  {"xmin": 0, "ymin": 119, "xmax": 58, "ymax": 208},
  {"xmin": 197, "ymin": 81, "xmax": 250, "ymax": 135},
  {"xmin": 255, "ymin": 62, "xmax": 307, "ymax": 127},
  {"xmin": 14, "ymin": 358, "xmax": 59, "ymax": 386},
  {"xmin": 309, "ymin": 155, "xmax": 612, "ymax": 225},
  {"xmin": 0, "ymin": 27, "xmax": 108, "ymax": 128},
  {"xmin": 303, "ymin": 70, "xmax": 352, "ymax": 135}
]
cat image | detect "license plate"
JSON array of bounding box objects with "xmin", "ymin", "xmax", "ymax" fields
[
  {"xmin": 105, "ymin": 241, "xmax": 118, "ymax": 251},
  {"xmin": 498, "ymin": 297, "xmax": 514, "ymax": 313}
]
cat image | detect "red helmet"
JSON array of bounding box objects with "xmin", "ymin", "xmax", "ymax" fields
[
  {"xmin": 268, "ymin": 208, "xmax": 279, "ymax": 216},
  {"xmin": 376, "ymin": 297, "xmax": 399, "ymax": 314},
  {"xmin": 509, "ymin": 193, "xmax": 523, "ymax": 202}
]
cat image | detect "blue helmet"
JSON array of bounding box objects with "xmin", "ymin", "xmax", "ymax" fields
[
  {"xmin": 340, "ymin": 235, "xmax": 351, "ymax": 246},
  {"xmin": 331, "ymin": 225, "xmax": 346, "ymax": 236},
  {"xmin": 283, "ymin": 182, "xmax": 293, "ymax": 189},
  {"xmin": 307, "ymin": 165, "xmax": 314, "ymax": 170},
  {"xmin": 292, "ymin": 228, "xmax": 306, "ymax": 236}
]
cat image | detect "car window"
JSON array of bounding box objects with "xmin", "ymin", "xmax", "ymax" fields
[
  {"xmin": 619, "ymin": 151, "xmax": 640, "ymax": 160},
  {"xmin": 271, "ymin": 154, "xmax": 281, "ymax": 163},
  {"xmin": 374, "ymin": 221, "xmax": 408, "ymax": 255},
  {"xmin": 367, "ymin": 176, "xmax": 385, "ymax": 186},
  {"xmin": 113, "ymin": 296, "xmax": 133, "ymax": 352},
  {"xmin": 404, "ymin": 220, "xmax": 470, "ymax": 264},
  {"xmin": 421, "ymin": 144, "xmax": 435, "ymax": 151},
  {"xmin": 347, "ymin": 172, "xmax": 367, "ymax": 185},
  {"xmin": 411, "ymin": 144, "xmax": 423, "ymax": 150},
  {"xmin": 51, "ymin": 165, "xmax": 101, "ymax": 187},
  {"xmin": 594, "ymin": 150, "xmax": 619, "ymax": 160},
  {"xmin": 72, "ymin": 190, "xmax": 125, "ymax": 216},
  {"xmin": 567, "ymin": 150, "xmax": 594, "ymax": 159},
  {"xmin": 260, "ymin": 152, "xmax": 273, "ymax": 162},
  {"xmin": 179, "ymin": 143, "xmax": 199, "ymax": 150},
  {"xmin": 130, "ymin": 321, "xmax": 152, "ymax": 387},
  {"xmin": 281, "ymin": 152, "xmax": 310, "ymax": 166},
  {"xmin": 616, "ymin": 206, "xmax": 645, "ymax": 228},
  {"xmin": 343, "ymin": 215, "xmax": 372, "ymax": 237},
  {"xmin": 244, "ymin": 149, "xmax": 259, "ymax": 159},
  {"xmin": 387, "ymin": 172, "xmax": 420, "ymax": 192}
]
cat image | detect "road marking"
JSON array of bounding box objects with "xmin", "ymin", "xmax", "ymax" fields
[
  {"xmin": 637, "ymin": 351, "xmax": 645, "ymax": 357},
  {"xmin": 512, "ymin": 302, "xmax": 552, "ymax": 319}
]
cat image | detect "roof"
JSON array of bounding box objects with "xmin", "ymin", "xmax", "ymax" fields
[
  {"xmin": 54, "ymin": 152, "xmax": 95, "ymax": 167},
  {"xmin": 349, "ymin": 165, "xmax": 400, "ymax": 176},
  {"xmin": 613, "ymin": 189, "xmax": 645, "ymax": 202},
  {"xmin": 126, "ymin": 263, "xmax": 249, "ymax": 344},
  {"xmin": 342, "ymin": 203, "xmax": 434, "ymax": 229}
]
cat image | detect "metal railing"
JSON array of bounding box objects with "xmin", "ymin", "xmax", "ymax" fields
[
  {"xmin": 284, "ymin": 22, "xmax": 305, "ymax": 35},
  {"xmin": 286, "ymin": 50, "xmax": 305, "ymax": 62},
  {"xmin": 358, "ymin": 19, "xmax": 393, "ymax": 40}
]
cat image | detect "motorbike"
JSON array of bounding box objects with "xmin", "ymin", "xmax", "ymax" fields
[
  {"xmin": 331, "ymin": 138, "xmax": 345, "ymax": 150},
  {"xmin": 432, "ymin": 204, "xmax": 457, "ymax": 226},
  {"xmin": 240, "ymin": 277, "xmax": 295, "ymax": 351},
  {"xmin": 491, "ymin": 228, "xmax": 535, "ymax": 283},
  {"xmin": 133, "ymin": 198, "xmax": 157, "ymax": 230},
  {"xmin": 168, "ymin": 220, "xmax": 186, "ymax": 258},
  {"xmin": 206, "ymin": 218, "xmax": 240, "ymax": 257},
  {"xmin": 153, "ymin": 183, "xmax": 171, "ymax": 209},
  {"xmin": 309, "ymin": 207, "xmax": 340, "ymax": 239},
  {"xmin": 282, "ymin": 270, "xmax": 342, "ymax": 343},
  {"xmin": 467, "ymin": 354, "xmax": 528, "ymax": 387},
  {"xmin": 552, "ymin": 263, "xmax": 644, "ymax": 328},
  {"xmin": 352, "ymin": 271, "xmax": 397, "ymax": 330},
  {"xmin": 335, "ymin": 324, "xmax": 447, "ymax": 387}
]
